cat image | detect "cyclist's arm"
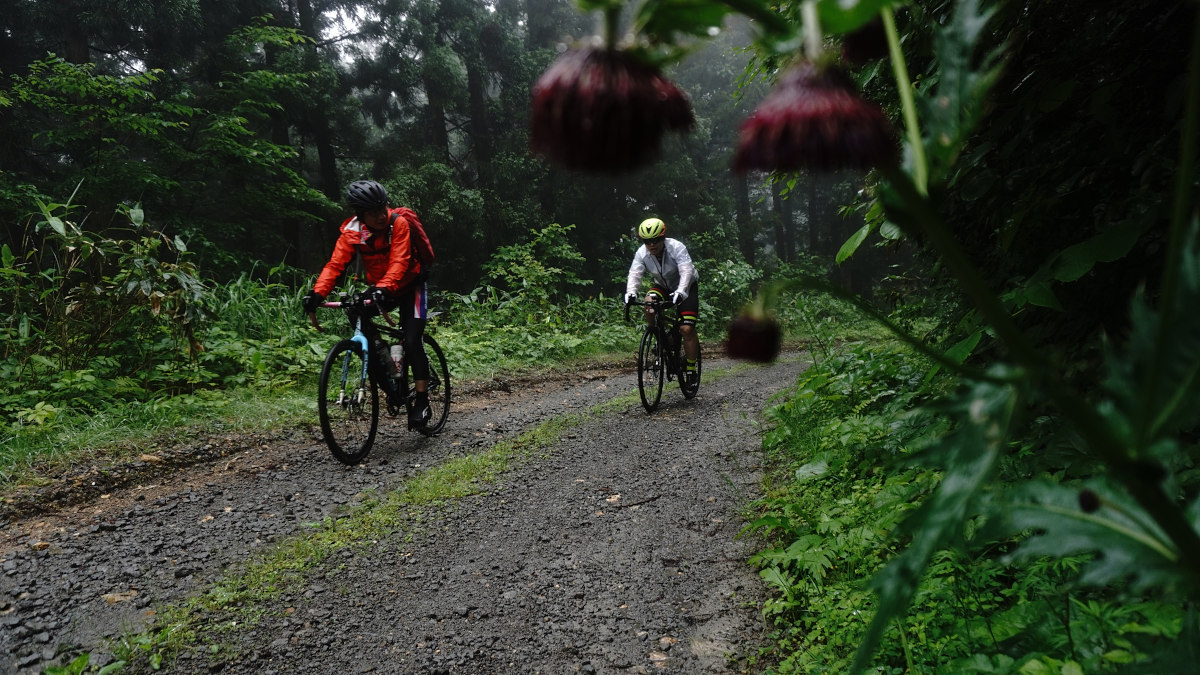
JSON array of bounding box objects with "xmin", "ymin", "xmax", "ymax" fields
[
  {"xmin": 313, "ymin": 219, "xmax": 358, "ymax": 297},
  {"xmin": 625, "ymin": 248, "xmax": 647, "ymax": 298}
]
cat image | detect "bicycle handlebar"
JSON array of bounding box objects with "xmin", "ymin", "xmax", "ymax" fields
[
  {"xmin": 623, "ymin": 296, "xmax": 675, "ymax": 323},
  {"xmin": 307, "ymin": 296, "xmax": 395, "ymax": 333}
]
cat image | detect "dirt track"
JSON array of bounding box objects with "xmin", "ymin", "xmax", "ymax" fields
[{"xmin": 0, "ymin": 353, "xmax": 807, "ymax": 674}]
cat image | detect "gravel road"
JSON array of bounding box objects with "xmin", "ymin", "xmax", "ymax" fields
[{"xmin": 1, "ymin": 353, "xmax": 807, "ymax": 674}]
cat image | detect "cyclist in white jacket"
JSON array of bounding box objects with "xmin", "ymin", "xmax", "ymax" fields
[{"xmin": 625, "ymin": 217, "xmax": 700, "ymax": 382}]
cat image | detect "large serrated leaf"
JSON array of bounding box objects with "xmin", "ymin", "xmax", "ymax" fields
[
  {"xmin": 1105, "ymin": 217, "xmax": 1200, "ymax": 445},
  {"xmin": 990, "ymin": 478, "xmax": 1184, "ymax": 593}
]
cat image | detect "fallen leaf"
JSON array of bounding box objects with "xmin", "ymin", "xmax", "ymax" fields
[
  {"xmin": 30, "ymin": 541, "xmax": 50, "ymax": 551},
  {"xmin": 606, "ymin": 494, "xmax": 621, "ymax": 504},
  {"xmin": 102, "ymin": 590, "xmax": 138, "ymax": 604}
]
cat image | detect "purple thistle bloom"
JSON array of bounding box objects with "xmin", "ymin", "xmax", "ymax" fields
[
  {"xmin": 531, "ymin": 48, "xmax": 695, "ymax": 173},
  {"xmin": 733, "ymin": 61, "xmax": 898, "ymax": 174}
]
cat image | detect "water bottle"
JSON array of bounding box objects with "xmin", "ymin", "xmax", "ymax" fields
[{"xmin": 390, "ymin": 344, "xmax": 404, "ymax": 376}]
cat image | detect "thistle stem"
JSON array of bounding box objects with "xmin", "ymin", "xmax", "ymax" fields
[
  {"xmin": 882, "ymin": 7, "xmax": 927, "ymax": 195},
  {"xmin": 604, "ymin": 6, "xmax": 620, "ymax": 50},
  {"xmin": 801, "ymin": 1, "xmax": 821, "ymax": 61}
]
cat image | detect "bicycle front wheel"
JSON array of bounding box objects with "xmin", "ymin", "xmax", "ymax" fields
[
  {"xmin": 417, "ymin": 334, "xmax": 451, "ymax": 436},
  {"xmin": 318, "ymin": 340, "xmax": 379, "ymax": 465},
  {"xmin": 638, "ymin": 328, "xmax": 665, "ymax": 412}
]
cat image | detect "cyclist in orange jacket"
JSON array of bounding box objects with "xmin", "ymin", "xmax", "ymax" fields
[{"xmin": 302, "ymin": 180, "xmax": 435, "ymax": 428}]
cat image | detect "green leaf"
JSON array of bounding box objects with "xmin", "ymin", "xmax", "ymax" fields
[
  {"xmin": 637, "ymin": 0, "xmax": 731, "ymax": 42},
  {"xmin": 1023, "ymin": 280, "xmax": 1062, "ymax": 310},
  {"xmin": 98, "ymin": 661, "xmax": 128, "ymax": 675},
  {"xmin": 944, "ymin": 329, "xmax": 982, "ymax": 365},
  {"xmin": 836, "ymin": 222, "xmax": 873, "ymax": 264},
  {"xmin": 1, "ymin": 244, "xmax": 13, "ymax": 268},
  {"xmin": 795, "ymin": 459, "xmax": 829, "ymax": 483},
  {"xmin": 1050, "ymin": 220, "xmax": 1144, "ymax": 282},
  {"xmin": 879, "ymin": 221, "xmax": 903, "ymax": 240},
  {"xmin": 48, "ymin": 216, "xmax": 66, "ymax": 236},
  {"xmin": 129, "ymin": 206, "xmax": 145, "ymax": 227}
]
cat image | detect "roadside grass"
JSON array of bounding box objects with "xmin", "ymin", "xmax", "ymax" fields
[
  {"xmin": 0, "ymin": 386, "xmax": 319, "ymax": 488},
  {"xmin": 109, "ymin": 362, "xmax": 752, "ymax": 670},
  {"xmin": 0, "ymin": 345, "xmax": 640, "ymax": 493}
]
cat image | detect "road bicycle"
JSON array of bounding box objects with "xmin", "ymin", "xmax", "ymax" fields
[
  {"xmin": 310, "ymin": 294, "xmax": 450, "ymax": 465},
  {"xmin": 625, "ymin": 297, "xmax": 701, "ymax": 412}
]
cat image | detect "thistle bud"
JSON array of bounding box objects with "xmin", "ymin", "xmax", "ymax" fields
[
  {"xmin": 725, "ymin": 314, "xmax": 782, "ymax": 363},
  {"xmin": 1077, "ymin": 489, "xmax": 1101, "ymax": 513},
  {"xmin": 733, "ymin": 61, "xmax": 898, "ymax": 174},
  {"xmin": 530, "ymin": 47, "xmax": 695, "ymax": 173}
]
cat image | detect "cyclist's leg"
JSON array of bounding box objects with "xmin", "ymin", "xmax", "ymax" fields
[
  {"xmin": 677, "ymin": 281, "xmax": 700, "ymax": 366},
  {"xmin": 401, "ymin": 283, "xmax": 432, "ymax": 425}
]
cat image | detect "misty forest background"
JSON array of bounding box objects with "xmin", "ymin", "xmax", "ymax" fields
[{"xmin": 3, "ymin": 0, "xmax": 1200, "ymax": 672}]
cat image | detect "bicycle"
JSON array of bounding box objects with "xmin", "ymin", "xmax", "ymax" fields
[
  {"xmin": 309, "ymin": 293, "xmax": 450, "ymax": 465},
  {"xmin": 624, "ymin": 297, "xmax": 701, "ymax": 412}
]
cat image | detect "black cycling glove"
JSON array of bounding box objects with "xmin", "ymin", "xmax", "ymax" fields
[
  {"xmin": 356, "ymin": 286, "xmax": 392, "ymax": 309},
  {"xmin": 301, "ymin": 291, "xmax": 324, "ymax": 313}
]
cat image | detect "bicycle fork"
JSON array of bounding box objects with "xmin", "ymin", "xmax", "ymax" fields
[{"xmin": 338, "ymin": 329, "xmax": 372, "ymax": 407}]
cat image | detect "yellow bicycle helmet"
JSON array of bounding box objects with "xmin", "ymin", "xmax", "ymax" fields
[{"xmin": 637, "ymin": 217, "xmax": 667, "ymax": 240}]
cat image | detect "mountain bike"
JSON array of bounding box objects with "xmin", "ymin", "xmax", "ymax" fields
[
  {"xmin": 310, "ymin": 294, "xmax": 450, "ymax": 465},
  {"xmin": 625, "ymin": 297, "xmax": 701, "ymax": 412}
]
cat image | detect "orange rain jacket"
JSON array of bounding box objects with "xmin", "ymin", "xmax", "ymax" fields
[{"xmin": 313, "ymin": 207, "xmax": 430, "ymax": 297}]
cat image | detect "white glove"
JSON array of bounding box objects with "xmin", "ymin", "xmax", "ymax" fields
[
  {"xmin": 625, "ymin": 292, "xmax": 638, "ymax": 306},
  {"xmin": 670, "ymin": 290, "xmax": 687, "ymax": 305}
]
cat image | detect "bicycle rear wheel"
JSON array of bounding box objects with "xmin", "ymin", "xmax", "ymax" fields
[
  {"xmin": 318, "ymin": 339, "xmax": 379, "ymax": 465},
  {"xmin": 680, "ymin": 345, "xmax": 702, "ymax": 399},
  {"xmin": 638, "ymin": 328, "xmax": 665, "ymax": 412},
  {"xmin": 417, "ymin": 334, "xmax": 450, "ymax": 435}
]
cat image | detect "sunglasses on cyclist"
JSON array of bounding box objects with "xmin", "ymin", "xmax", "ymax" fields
[{"xmin": 641, "ymin": 236, "xmax": 665, "ymax": 245}]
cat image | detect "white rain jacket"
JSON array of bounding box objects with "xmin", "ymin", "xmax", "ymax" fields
[{"xmin": 625, "ymin": 238, "xmax": 698, "ymax": 300}]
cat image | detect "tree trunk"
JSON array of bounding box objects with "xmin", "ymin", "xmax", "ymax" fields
[
  {"xmin": 734, "ymin": 173, "xmax": 755, "ymax": 264},
  {"xmin": 465, "ymin": 53, "xmax": 493, "ymax": 185}
]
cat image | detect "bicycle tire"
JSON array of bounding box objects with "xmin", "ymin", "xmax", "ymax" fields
[
  {"xmin": 638, "ymin": 328, "xmax": 665, "ymax": 411},
  {"xmin": 680, "ymin": 344, "xmax": 702, "ymax": 399},
  {"xmin": 417, "ymin": 334, "xmax": 450, "ymax": 436},
  {"xmin": 318, "ymin": 339, "xmax": 379, "ymax": 465}
]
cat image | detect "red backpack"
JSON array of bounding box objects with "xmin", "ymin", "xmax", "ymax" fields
[{"xmin": 390, "ymin": 207, "xmax": 434, "ymax": 268}]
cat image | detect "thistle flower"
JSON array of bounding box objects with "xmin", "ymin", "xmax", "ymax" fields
[
  {"xmin": 725, "ymin": 313, "xmax": 782, "ymax": 363},
  {"xmin": 530, "ymin": 47, "xmax": 695, "ymax": 173},
  {"xmin": 733, "ymin": 61, "xmax": 898, "ymax": 174}
]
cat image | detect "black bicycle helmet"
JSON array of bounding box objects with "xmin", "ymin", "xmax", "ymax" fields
[{"xmin": 346, "ymin": 180, "xmax": 388, "ymax": 211}]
